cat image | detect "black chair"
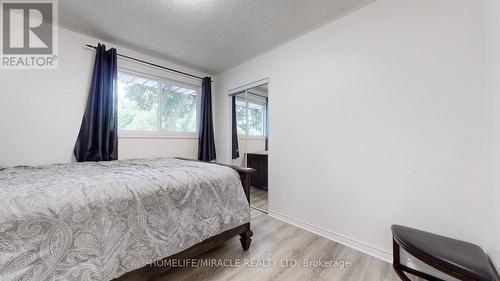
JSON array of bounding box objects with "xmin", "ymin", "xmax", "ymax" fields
[{"xmin": 392, "ymin": 225, "xmax": 498, "ymax": 281}]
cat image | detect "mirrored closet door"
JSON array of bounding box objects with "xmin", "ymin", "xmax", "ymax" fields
[{"xmin": 230, "ymin": 83, "xmax": 268, "ymax": 213}]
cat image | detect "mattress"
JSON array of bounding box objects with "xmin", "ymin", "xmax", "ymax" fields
[{"xmin": 0, "ymin": 158, "xmax": 250, "ymax": 281}]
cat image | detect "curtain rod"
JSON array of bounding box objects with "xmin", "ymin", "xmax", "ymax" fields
[{"xmin": 85, "ymin": 44, "xmax": 209, "ymax": 81}]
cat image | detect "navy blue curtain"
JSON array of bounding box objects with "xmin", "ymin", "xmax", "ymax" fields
[
  {"xmin": 74, "ymin": 44, "xmax": 118, "ymax": 162},
  {"xmin": 198, "ymin": 77, "xmax": 217, "ymax": 161},
  {"xmin": 231, "ymin": 96, "xmax": 240, "ymax": 159}
]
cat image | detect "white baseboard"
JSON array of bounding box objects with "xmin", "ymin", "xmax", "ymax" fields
[
  {"xmin": 267, "ymin": 210, "xmax": 458, "ymax": 280},
  {"xmin": 268, "ymin": 210, "xmax": 392, "ymax": 263}
]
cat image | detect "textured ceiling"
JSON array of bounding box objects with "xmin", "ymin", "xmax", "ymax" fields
[{"xmin": 59, "ymin": 0, "xmax": 373, "ymax": 74}]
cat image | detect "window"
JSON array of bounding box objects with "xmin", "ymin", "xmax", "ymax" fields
[
  {"xmin": 117, "ymin": 71, "xmax": 198, "ymax": 135},
  {"xmin": 236, "ymin": 99, "xmax": 247, "ymax": 135},
  {"xmin": 236, "ymin": 96, "xmax": 266, "ymax": 137},
  {"xmin": 247, "ymin": 102, "xmax": 265, "ymax": 136},
  {"xmin": 161, "ymin": 84, "xmax": 197, "ymax": 133},
  {"xmin": 117, "ymin": 72, "xmax": 159, "ymax": 132}
]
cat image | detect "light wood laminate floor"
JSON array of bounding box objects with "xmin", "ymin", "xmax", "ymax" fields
[
  {"xmin": 250, "ymin": 187, "xmax": 268, "ymax": 211},
  {"xmin": 156, "ymin": 210, "xmax": 422, "ymax": 281}
]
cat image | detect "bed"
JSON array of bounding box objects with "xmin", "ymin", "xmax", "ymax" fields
[{"xmin": 0, "ymin": 158, "xmax": 253, "ymax": 281}]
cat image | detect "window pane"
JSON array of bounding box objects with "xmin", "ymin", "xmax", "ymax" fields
[
  {"xmin": 236, "ymin": 100, "xmax": 247, "ymax": 135},
  {"xmin": 161, "ymin": 84, "xmax": 197, "ymax": 133},
  {"xmin": 117, "ymin": 72, "xmax": 159, "ymax": 131},
  {"xmin": 248, "ymin": 102, "xmax": 264, "ymax": 136}
]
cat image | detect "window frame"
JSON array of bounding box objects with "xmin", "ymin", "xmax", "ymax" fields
[
  {"xmin": 235, "ymin": 95, "xmax": 267, "ymax": 139},
  {"xmin": 117, "ymin": 68, "xmax": 201, "ymax": 139}
]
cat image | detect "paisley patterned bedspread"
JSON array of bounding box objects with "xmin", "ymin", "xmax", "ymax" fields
[{"xmin": 0, "ymin": 158, "xmax": 250, "ymax": 281}]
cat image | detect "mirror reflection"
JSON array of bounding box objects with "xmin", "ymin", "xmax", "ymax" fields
[{"xmin": 231, "ymin": 83, "xmax": 268, "ymax": 212}]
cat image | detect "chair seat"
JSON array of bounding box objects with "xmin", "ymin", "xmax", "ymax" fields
[{"xmin": 392, "ymin": 225, "xmax": 496, "ymax": 281}]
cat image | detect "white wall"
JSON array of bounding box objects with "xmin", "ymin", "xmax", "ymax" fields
[
  {"xmin": 0, "ymin": 26, "xmax": 208, "ymax": 167},
  {"xmin": 215, "ymin": 0, "xmax": 494, "ymax": 267},
  {"xmin": 485, "ymin": 0, "xmax": 500, "ymax": 268}
]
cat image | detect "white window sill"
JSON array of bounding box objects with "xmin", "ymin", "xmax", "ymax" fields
[
  {"xmin": 237, "ymin": 135, "xmax": 266, "ymax": 140},
  {"xmin": 119, "ymin": 131, "xmax": 198, "ymax": 140}
]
